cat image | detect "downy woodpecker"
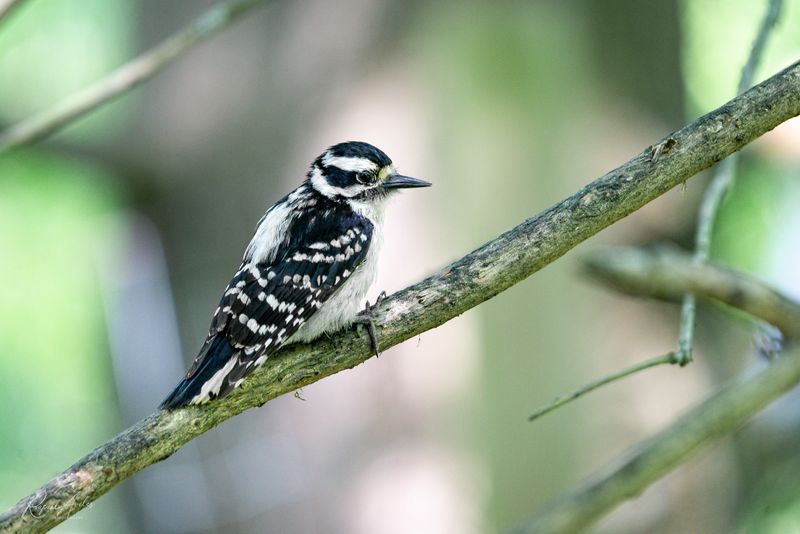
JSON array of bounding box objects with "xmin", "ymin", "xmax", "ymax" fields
[{"xmin": 161, "ymin": 141, "xmax": 430, "ymax": 409}]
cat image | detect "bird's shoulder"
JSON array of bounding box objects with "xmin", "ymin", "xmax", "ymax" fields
[{"xmin": 279, "ymin": 191, "xmax": 374, "ymax": 260}]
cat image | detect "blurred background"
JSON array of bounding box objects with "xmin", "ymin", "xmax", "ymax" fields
[{"xmin": 1, "ymin": 0, "xmax": 799, "ymax": 532}]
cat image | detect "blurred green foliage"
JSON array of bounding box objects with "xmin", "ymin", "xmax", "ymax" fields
[
  {"xmin": 736, "ymin": 457, "xmax": 800, "ymax": 533},
  {"xmin": 711, "ymin": 160, "xmax": 787, "ymax": 272},
  {"xmin": 681, "ymin": 0, "xmax": 800, "ymax": 116},
  {"xmin": 0, "ymin": 153, "xmax": 124, "ymax": 526},
  {"xmin": 0, "ymin": 0, "xmax": 134, "ymax": 140},
  {"xmin": 1, "ymin": 4, "xmax": 132, "ymax": 523}
]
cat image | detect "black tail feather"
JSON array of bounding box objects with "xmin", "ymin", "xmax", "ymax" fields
[{"xmin": 161, "ymin": 336, "xmax": 236, "ymax": 409}]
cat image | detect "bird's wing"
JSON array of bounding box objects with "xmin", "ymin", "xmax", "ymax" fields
[{"xmin": 161, "ymin": 212, "xmax": 373, "ymax": 408}]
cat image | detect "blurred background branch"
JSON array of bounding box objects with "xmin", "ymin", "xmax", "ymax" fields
[
  {"xmin": 515, "ymin": 343, "xmax": 800, "ymax": 534},
  {"xmin": 0, "ymin": 0, "xmax": 268, "ymax": 153},
  {"xmin": 528, "ymin": 239, "xmax": 800, "ymax": 424},
  {"xmin": 585, "ymin": 246, "xmax": 800, "ymax": 339},
  {"xmin": 678, "ymin": 0, "xmax": 783, "ymax": 365},
  {"xmin": 2, "ymin": 57, "xmax": 800, "ymax": 533},
  {"xmin": 0, "ymin": 0, "xmax": 25, "ymax": 25}
]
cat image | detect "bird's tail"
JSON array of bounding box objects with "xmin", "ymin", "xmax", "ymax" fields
[{"xmin": 161, "ymin": 336, "xmax": 238, "ymax": 410}]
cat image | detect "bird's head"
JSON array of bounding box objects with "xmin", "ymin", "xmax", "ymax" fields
[{"xmin": 308, "ymin": 141, "xmax": 430, "ymax": 202}]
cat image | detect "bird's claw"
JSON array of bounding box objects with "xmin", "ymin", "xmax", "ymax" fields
[{"xmin": 354, "ymin": 291, "xmax": 387, "ymax": 357}]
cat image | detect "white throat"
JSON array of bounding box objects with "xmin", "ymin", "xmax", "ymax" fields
[{"xmin": 346, "ymin": 195, "xmax": 388, "ymax": 225}]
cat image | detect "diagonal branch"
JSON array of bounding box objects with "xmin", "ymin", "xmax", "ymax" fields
[
  {"xmin": 2, "ymin": 60, "xmax": 800, "ymax": 533},
  {"xmin": 0, "ymin": 0, "xmax": 269, "ymax": 153}
]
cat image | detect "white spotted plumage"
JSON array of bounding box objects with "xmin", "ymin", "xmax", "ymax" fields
[{"xmin": 161, "ymin": 141, "xmax": 430, "ymax": 409}]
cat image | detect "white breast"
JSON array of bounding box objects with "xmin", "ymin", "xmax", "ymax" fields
[{"xmin": 290, "ymin": 233, "xmax": 381, "ymax": 343}]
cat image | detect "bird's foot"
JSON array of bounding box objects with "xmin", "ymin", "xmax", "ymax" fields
[{"xmin": 354, "ymin": 291, "xmax": 387, "ymax": 357}]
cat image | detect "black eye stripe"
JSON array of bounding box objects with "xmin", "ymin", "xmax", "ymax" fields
[
  {"xmin": 356, "ymin": 172, "xmax": 376, "ymax": 185},
  {"xmin": 320, "ymin": 166, "xmax": 351, "ymax": 188}
]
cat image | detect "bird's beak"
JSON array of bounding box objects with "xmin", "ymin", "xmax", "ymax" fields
[{"xmin": 381, "ymin": 174, "xmax": 432, "ymax": 189}]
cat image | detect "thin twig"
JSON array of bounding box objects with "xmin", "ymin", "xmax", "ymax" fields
[
  {"xmin": 528, "ymin": 353, "xmax": 678, "ymax": 422},
  {"xmin": 737, "ymin": 0, "xmax": 784, "ymax": 97},
  {"xmin": 678, "ymin": 0, "xmax": 783, "ymax": 364},
  {"xmin": 2, "ymin": 60, "xmax": 800, "ymax": 533},
  {"xmin": 0, "ymin": 0, "xmax": 25, "ymax": 25},
  {"xmin": 514, "ymin": 345, "xmax": 800, "ymax": 534},
  {"xmin": 0, "ymin": 0, "xmax": 22, "ymax": 22},
  {"xmin": 0, "ymin": 0, "xmax": 268, "ymax": 153}
]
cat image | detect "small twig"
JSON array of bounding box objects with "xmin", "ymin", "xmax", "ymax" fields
[
  {"xmin": 678, "ymin": 0, "xmax": 783, "ymax": 364},
  {"xmin": 677, "ymin": 293, "xmax": 696, "ymax": 365},
  {"xmin": 0, "ymin": 0, "xmax": 25, "ymax": 25},
  {"xmin": 528, "ymin": 353, "xmax": 678, "ymax": 422},
  {"xmin": 736, "ymin": 0, "xmax": 784, "ymax": 97},
  {"xmin": 0, "ymin": 0, "xmax": 268, "ymax": 153}
]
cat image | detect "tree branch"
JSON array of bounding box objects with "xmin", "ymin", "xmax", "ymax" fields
[
  {"xmin": 513, "ymin": 344, "xmax": 800, "ymax": 534},
  {"xmin": 584, "ymin": 246, "xmax": 800, "ymax": 339},
  {"xmin": 2, "ymin": 60, "xmax": 800, "ymax": 533},
  {"xmin": 0, "ymin": 0, "xmax": 268, "ymax": 153}
]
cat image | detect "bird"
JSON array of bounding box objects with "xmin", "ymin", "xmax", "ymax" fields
[{"xmin": 161, "ymin": 141, "xmax": 431, "ymax": 409}]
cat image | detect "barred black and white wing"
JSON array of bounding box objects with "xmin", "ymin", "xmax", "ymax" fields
[{"xmin": 161, "ymin": 211, "xmax": 373, "ymax": 408}]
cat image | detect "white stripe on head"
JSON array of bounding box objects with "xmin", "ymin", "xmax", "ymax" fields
[
  {"xmin": 310, "ymin": 165, "xmax": 340, "ymax": 198},
  {"xmin": 321, "ymin": 151, "xmax": 378, "ymax": 173}
]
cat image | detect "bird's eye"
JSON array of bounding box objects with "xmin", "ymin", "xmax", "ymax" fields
[{"xmin": 356, "ymin": 172, "xmax": 375, "ymax": 185}]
